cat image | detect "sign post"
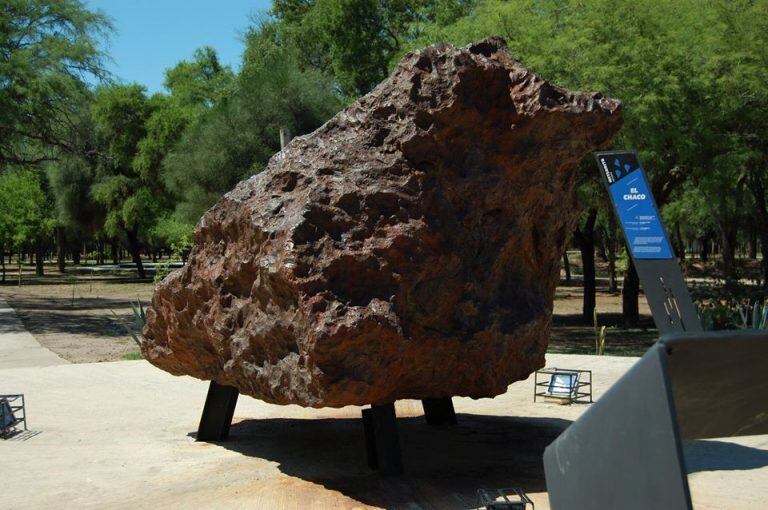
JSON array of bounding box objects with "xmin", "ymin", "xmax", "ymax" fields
[{"xmin": 595, "ymin": 150, "xmax": 701, "ymax": 334}]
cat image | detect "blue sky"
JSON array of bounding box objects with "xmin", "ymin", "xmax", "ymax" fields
[{"xmin": 85, "ymin": 0, "xmax": 273, "ymax": 94}]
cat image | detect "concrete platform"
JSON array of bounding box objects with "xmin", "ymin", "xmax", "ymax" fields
[{"xmin": 2, "ymin": 355, "xmax": 767, "ymax": 509}]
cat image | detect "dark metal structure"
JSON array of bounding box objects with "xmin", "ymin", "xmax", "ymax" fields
[
  {"xmin": 542, "ymin": 151, "xmax": 768, "ymax": 509},
  {"xmin": 533, "ymin": 368, "xmax": 592, "ymax": 404},
  {"xmin": 1, "ymin": 394, "xmax": 27, "ymax": 439},
  {"xmin": 544, "ymin": 331, "xmax": 768, "ymax": 510},
  {"xmin": 195, "ymin": 381, "xmax": 455, "ymax": 475},
  {"xmin": 595, "ymin": 150, "xmax": 701, "ymax": 335},
  {"xmin": 196, "ymin": 382, "xmax": 239, "ymax": 441},
  {"xmin": 362, "ymin": 403, "xmax": 403, "ymax": 474},
  {"xmin": 477, "ymin": 488, "xmax": 534, "ymax": 509},
  {"xmin": 422, "ymin": 397, "xmax": 458, "ymax": 426}
]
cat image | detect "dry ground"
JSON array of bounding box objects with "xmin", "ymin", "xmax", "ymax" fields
[
  {"xmin": 0, "ymin": 269, "xmax": 153, "ymax": 362},
  {"xmin": 2, "ymin": 249, "xmax": 729, "ymax": 363},
  {"xmin": 2, "ymin": 356, "xmax": 766, "ymax": 509}
]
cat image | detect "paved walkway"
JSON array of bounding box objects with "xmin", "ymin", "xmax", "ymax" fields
[
  {"xmin": 2, "ymin": 354, "xmax": 766, "ymax": 509},
  {"xmin": 0, "ymin": 298, "xmax": 68, "ymax": 369}
]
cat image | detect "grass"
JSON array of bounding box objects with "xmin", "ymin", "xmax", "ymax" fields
[{"xmin": 124, "ymin": 351, "xmax": 144, "ymax": 360}]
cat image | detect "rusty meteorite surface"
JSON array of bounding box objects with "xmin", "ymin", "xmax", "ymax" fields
[{"xmin": 142, "ymin": 37, "xmax": 622, "ymax": 408}]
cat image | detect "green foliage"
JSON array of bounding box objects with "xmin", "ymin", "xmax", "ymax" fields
[
  {"xmin": 738, "ymin": 301, "xmax": 768, "ymax": 330},
  {"xmin": 697, "ymin": 299, "xmax": 768, "ymax": 331},
  {"xmin": 272, "ymin": 0, "xmax": 475, "ymax": 96},
  {"xmin": 0, "ymin": 0, "xmax": 110, "ymax": 165},
  {"xmin": 151, "ymin": 215, "xmax": 194, "ymax": 256},
  {"xmin": 90, "ymin": 84, "xmax": 165, "ymax": 240},
  {"xmin": 110, "ymin": 299, "xmax": 145, "ymax": 348},
  {"xmin": 162, "ymin": 23, "xmax": 343, "ymax": 222},
  {"xmin": 163, "ymin": 46, "xmax": 235, "ymax": 108},
  {"xmin": 152, "ymin": 259, "xmax": 172, "ymax": 284},
  {"xmin": 0, "ymin": 169, "xmax": 55, "ymax": 250}
]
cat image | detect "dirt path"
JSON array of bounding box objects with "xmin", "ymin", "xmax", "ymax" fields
[
  {"xmin": 0, "ymin": 274, "xmax": 659, "ymax": 363},
  {"xmin": 0, "ymin": 279, "xmax": 153, "ymax": 363}
]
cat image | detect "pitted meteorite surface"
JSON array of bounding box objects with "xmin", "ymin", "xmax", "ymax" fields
[{"xmin": 142, "ymin": 37, "xmax": 622, "ymax": 407}]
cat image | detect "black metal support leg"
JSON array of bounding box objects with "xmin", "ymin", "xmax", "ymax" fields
[
  {"xmin": 361, "ymin": 403, "xmax": 403, "ymax": 475},
  {"xmin": 197, "ymin": 381, "xmax": 239, "ymax": 441},
  {"xmin": 421, "ymin": 397, "xmax": 457, "ymax": 426}
]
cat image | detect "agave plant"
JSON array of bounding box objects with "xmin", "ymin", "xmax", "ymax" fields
[
  {"xmin": 737, "ymin": 300, "xmax": 768, "ymax": 330},
  {"xmin": 111, "ymin": 298, "xmax": 146, "ymax": 348}
]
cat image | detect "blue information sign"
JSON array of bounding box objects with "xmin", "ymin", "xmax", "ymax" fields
[{"xmin": 597, "ymin": 152, "xmax": 673, "ymax": 260}]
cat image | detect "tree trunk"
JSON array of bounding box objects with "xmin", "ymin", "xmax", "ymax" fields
[
  {"xmin": 562, "ymin": 251, "xmax": 571, "ymax": 283},
  {"xmin": 71, "ymin": 244, "xmax": 81, "ymax": 266},
  {"xmin": 749, "ymin": 227, "xmax": 758, "ymax": 259},
  {"xmin": 34, "ymin": 241, "xmax": 44, "ymax": 277},
  {"xmin": 720, "ymin": 223, "xmax": 737, "ymax": 284},
  {"xmin": 623, "ymin": 254, "xmax": 640, "ymax": 327},
  {"xmin": 748, "ymin": 172, "xmax": 768, "ymax": 287},
  {"xmin": 699, "ymin": 236, "xmax": 710, "ymax": 262},
  {"xmin": 126, "ymin": 224, "xmax": 146, "ymax": 279},
  {"xmin": 596, "ymin": 229, "xmax": 608, "ymax": 262},
  {"xmin": 674, "ymin": 224, "xmax": 685, "ymax": 260},
  {"xmin": 111, "ymin": 240, "xmax": 119, "ymax": 265},
  {"xmin": 0, "ymin": 244, "xmax": 5, "ymax": 283},
  {"xmin": 56, "ymin": 227, "xmax": 66, "ymax": 273},
  {"xmin": 574, "ymin": 208, "xmax": 598, "ymax": 323}
]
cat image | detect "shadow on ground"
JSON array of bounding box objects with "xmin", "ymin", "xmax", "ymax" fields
[
  {"xmin": 0, "ymin": 296, "xmax": 145, "ymax": 338},
  {"xmin": 684, "ymin": 439, "xmax": 768, "ymax": 473},
  {"xmin": 206, "ymin": 413, "xmax": 570, "ymax": 509}
]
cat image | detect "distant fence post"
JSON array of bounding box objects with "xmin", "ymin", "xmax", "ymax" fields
[{"xmin": 279, "ymin": 127, "xmax": 291, "ymax": 150}]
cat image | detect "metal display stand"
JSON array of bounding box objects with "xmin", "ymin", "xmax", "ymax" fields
[
  {"xmin": 533, "ymin": 368, "xmax": 592, "ymax": 404},
  {"xmin": 544, "ymin": 331, "xmax": 768, "ymax": 510},
  {"xmin": 196, "ymin": 381, "xmax": 239, "ymax": 441},
  {"xmin": 594, "ymin": 151, "xmax": 701, "ymax": 335},
  {"xmin": 541, "ymin": 151, "xmax": 768, "ymax": 510},
  {"xmin": 361, "ymin": 403, "xmax": 403, "ymax": 475},
  {"xmin": 0, "ymin": 394, "xmax": 27, "ymax": 439},
  {"xmin": 195, "ymin": 381, "xmax": 448, "ymax": 475},
  {"xmin": 477, "ymin": 488, "xmax": 534, "ymax": 509},
  {"xmin": 421, "ymin": 397, "xmax": 457, "ymax": 425}
]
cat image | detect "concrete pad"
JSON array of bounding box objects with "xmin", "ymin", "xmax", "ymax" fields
[
  {"xmin": 1, "ymin": 354, "xmax": 766, "ymax": 509},
  {"xmin": 0, "ymin": 298, "xmax": 68, "ymax": 368}
]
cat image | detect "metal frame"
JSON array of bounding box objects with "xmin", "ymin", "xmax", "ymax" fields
[
  {"xmin": 543, "ymin": 152, "xmax": 768, "ymax": 509},
  {"xmin": 595, "ymin": 150, "xmax": 701, "ymax": 335},
  {"xmin": 361, "ymin": 403, "xmax": 403, "ymax": 475},
  {"xmin": 421, "ymin": 397, "xmax": 457, "ymax": 425},
  {"xmin": 1, "ymin": 394, "xmax": 27, "ymax": 439},
  {"xmin": 533, "ymin": 368, "xmax": 592, "ymax": 404},
  {"xmin": 477, "ymin": 488, "xmax": 534, "ymax": 509},
  {"xmin": 196, "ymin": 381, "xmax": 239, "ymax": 442},
  {"xmin": 543, "ymin": 330, "xmax": 768, "ymax": 510}
]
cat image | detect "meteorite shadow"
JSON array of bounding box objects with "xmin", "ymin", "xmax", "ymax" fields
[{"xmin": 214, "ymin": 413, "xmax": 570, "ymax": 509}]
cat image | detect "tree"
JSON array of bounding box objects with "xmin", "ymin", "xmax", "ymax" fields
[
  {"xmin": 46, "ymin": 98, "xmax": 104, "ymax": 270},
  {"xmin": 272, "ymin": 0, "xmax": 475, "ymax": 96},
  {"xmin": 403, "ymin": 0, "xmax": 733, "ymax": 322},
  {"xmin": 91, "ymin": 84, "xmax": 156, "ymax": 278},
  {"xmin": 0, "ymin": 0, "xmax": 110, "ymax": 166},
  {"xmin": 162, "ymin": 23, "xmax": 343, "ymax": 223},
  {"xmin": 0, "ymin": 169, "xmax": 54, "ymax": 282}
]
